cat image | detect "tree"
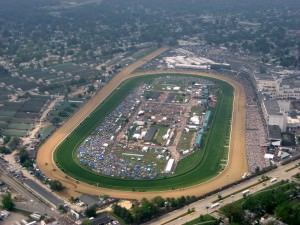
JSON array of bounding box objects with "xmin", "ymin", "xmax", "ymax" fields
[
  {"xmin": 221, "ymin": 203, "xmax": 244, "ymax": 224},
  {"xmin": 7, "ymin": 137, "xmax": 21, "ymax": 151},
  {"xmin": 19, "ymin": 148, "xmax": 33, "ymax": 168},
  {"xmin": 85, "ymin": 205, "xmax": 97, "ymax": 218},
  {"xmin": 2, "ymin": 193, "xmax": 14, "ymax": 211},
  {"xmin": 275, "ymin": 201, "xmax": 300, "ymax": 225},
  {"xmin": 51, "ymin": 117, "xmax": 62, "ymax": 125},
  {"xmin": 82, "ymin": 219, "xmax": 92, "ymax": 225},
  {"xmin": 0, "ymin": 146, "xmax": 11, "ymax": 154},
  {"xmin": 151, "ymin": 196, "xmax": 165, "ymax": 208},
  {"xmin": 49, "ymin": 180, "xmax": 65, "ymax": 192},
  {"xmin": 58, "ymin": 205, "xmax": 67, "ymax": 214},
  {"xmin": 112, "ymin": 204, "xmax": 133, "ymax": 224},
  {"xmin": 58, "ymin": 110, "xmax": 68, "ymax": 117},
  {"xmin": 3, "ymin": 136, "xmax": 10, "ymax": 144},
  {"xmin": 132, "ymin": 198, "xmax": 159, "ymax": 223}
]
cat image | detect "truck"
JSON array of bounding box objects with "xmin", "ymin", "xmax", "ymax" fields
[
  {"xmin": 241, "ymin": 189, "xmax": 250, "ymax": 195},
  {"xmin": 210, "ymin": 202, "xmax": 220, "ymax": 209},
  {"xmin": 270, "ymin": 177, "xmax": 277, "ymax": 183}
]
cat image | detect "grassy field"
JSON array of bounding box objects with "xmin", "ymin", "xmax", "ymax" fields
[
  {"xmin": 54, "ymin": 74, "xmax": 233, "ymax": 191},
  {"xmin": 154, "ymin": 125, "xmax": 169, "ymax": 145},
  {"xmin": 177, "ymin": 131, "xmax": 195, "ymax": 151},
  {"xmin": 191, "ymin": 105, "xmax": 202, "ymax": 114}
]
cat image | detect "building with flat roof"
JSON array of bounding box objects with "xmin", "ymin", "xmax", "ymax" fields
[
  {"xmin": 261, "ymin": 98, "xmax": 287, "ymax": 131},
  {"xmin": 78, "ymin": 194, "xmax": 99, "ymax": 207},
  {"xmin": 254, "ymin": 73, "xmax": 277, "ymax": 97},
  {"xmin": 144, "ymin": 127, "xmax": 157, "ymax": 142},
  {"xmin": 268, "ymin": 125, "xmax": 282, "ymax": 142},
  {"xmin": 276, "ymin": 75, "xmax": 300, "ymax": 99}
]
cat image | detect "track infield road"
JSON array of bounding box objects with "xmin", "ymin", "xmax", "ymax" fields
[{"xmin": 36, "ymin": 48, "xmax": 247, "ymax": 200}]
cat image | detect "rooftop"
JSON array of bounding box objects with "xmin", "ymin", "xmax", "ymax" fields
[
  {"xmin": 280, "ymin": 75, "xmax": 300, "ymax": 89},
  {"xmin": 254, "ymin": 73, "xmax": 275, "ymax": 81},
  {"xmin": 78, "ymin": 194, "xmax": 99, "ymax": 206},
  {"xmin": 264, "ymin": 99, "xmax": 282, "ymax": 115},
  {"xmin": 268, "ymin": 125, "xmax": 282, "ymax": 141}
]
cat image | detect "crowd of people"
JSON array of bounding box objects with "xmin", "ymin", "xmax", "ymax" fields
[
  {"xmin": 246, "ymin": 105, "xmax": 269, "ymax": 172},
  {"xmin": 76, "ymin": 86, "xmax": 146, "ymax": 178},
  {"xmin": 76, "ymin": 84, "xmax": 172, "ymax": 179},
  {"xmin": 237, "ymin": 74, "xmax": 269, "ymax": 172}
]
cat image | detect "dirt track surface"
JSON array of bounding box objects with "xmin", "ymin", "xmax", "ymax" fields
[{"xmin": 36, "ymin": 49, "xmax": 247, "ymax": 200}]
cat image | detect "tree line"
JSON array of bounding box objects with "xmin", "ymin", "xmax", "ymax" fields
[{"xmin": 112, "ymin": 195, "xmax": 197, "ymax": 224}]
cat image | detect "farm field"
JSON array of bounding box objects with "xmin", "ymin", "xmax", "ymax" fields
[{"xmin": 54, "ymin": 74, "xmax": 233, "ymax": 191}]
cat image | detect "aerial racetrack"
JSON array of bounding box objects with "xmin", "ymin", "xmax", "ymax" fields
[{"xmin": 36, "ymin": 48, "xmax": 248, "ymax": 199}]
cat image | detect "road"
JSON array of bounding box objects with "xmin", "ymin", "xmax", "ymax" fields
[
  {"xmin": 0, "ymin": 168, "xmax": 57, "ymax": 216},
  {"xmin": 146, "ymin": 160, "xmax": 300, "ymax": 225},
  {"xmin": 36, "ymin": 48, "xmax": 248, "ymax": 200}
]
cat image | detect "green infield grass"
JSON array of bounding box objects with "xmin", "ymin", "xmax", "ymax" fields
[{"xmin": 54, "ymin": 74, "xmax": 233, "ymax": 191}]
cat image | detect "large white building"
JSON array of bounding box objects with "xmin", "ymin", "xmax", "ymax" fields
[
  {"xmin": 276, "ymin": 75, "xmax": 300, "ymax": 99},
  {"xmin": 261, "ymin": 98, "xmax": 287, "ymax": 131},
  {"xmin": 254, "ymin": 73, "xmax": 300, "ymax": 99},
  {"xmin": 254, "ymin": 74, "xmax": 277, "ymax": 97}
]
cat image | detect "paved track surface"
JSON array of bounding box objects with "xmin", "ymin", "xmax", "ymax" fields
[{"xmin": 36, "ymin": 49, "xmax": 247, "ymax": 200}]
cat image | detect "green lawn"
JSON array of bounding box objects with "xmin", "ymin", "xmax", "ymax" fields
[
  {"xmin": 183, "ymin": 215, "xmax": 218, "ymax": 225},
  {"xmin": 54, "ymin": 74, "xmax": 233, "ymax": 191},
  {"xmin": 191, "ymin": 105, "xmax": 203, "ymax": 114},
  {"xmin": 154, "ymin": 125, "xmax": 169, "ymax": 145},
  {"xmin": 177, "ymin": 131, "xmax": 195, "ymax": 151}
]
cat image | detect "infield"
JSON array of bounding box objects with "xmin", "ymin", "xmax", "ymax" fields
[{"xmin": 54, "ymin": 74, "xmax": 233, "ymax": 191}]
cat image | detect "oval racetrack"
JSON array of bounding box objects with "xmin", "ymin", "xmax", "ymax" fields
[{"xmin": 36, "ymin": 48, "xmax": 247, "ymax": 199}]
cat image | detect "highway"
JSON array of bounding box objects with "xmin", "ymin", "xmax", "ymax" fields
[
  {"xmin": 146, "ymin": 160, "xmax": 300, "ymax": 225},
  {"xmin": 0, "ymin": 168, "xmax": 58, "ymax": 217}
]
